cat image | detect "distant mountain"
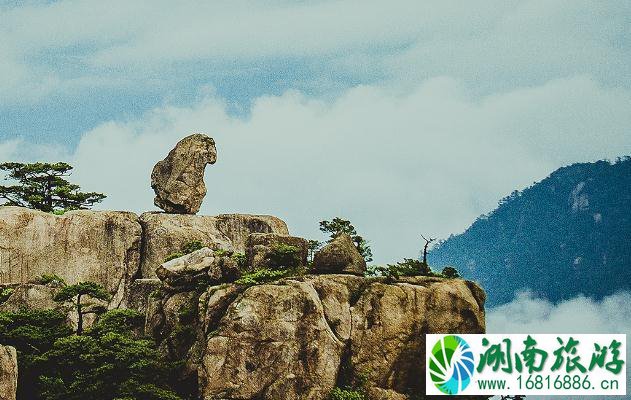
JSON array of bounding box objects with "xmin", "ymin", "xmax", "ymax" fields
[{"xmin": 428, "ymin": 157, "xmax": 631, "ymax": 307}]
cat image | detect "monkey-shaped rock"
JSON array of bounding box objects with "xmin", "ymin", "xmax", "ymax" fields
[{"xmin": 151, "ymin": 133, "xmax": 217, "ymax": 214}]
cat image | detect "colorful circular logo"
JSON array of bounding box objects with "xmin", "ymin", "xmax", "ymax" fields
[{"xmin": 428, "ymin": 335, "xmax": 475, "ymax": 394}]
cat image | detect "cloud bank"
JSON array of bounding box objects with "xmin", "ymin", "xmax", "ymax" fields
[
  {"xmin": 1, "ymin": 0, "xmax": 629, "ymax": 106},
  {"xmin": 3, "ymin": 74, "xmax": 629, "ymax": 263},
  {"xmin": 487, "ymin": 291, "xmax": 631, "ymax": 399}
]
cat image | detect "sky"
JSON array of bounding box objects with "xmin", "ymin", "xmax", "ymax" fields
[{"xmin": 1, "ymin": 0, "xmax": 631, "ymax": 264}]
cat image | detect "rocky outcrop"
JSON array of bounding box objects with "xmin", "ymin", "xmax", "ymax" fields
[
  {"xmin": 139, "ymin": 212, "xmax": 289, "ymax": 278},
  {"xmin": 0, "ymin": 206, "xmax": 291, "ymax": 290},
  {"xmin": 246, "ymin": 233, "xmax": 309, "ymax": 269},
  {"xmin": 151, "ymin": 133, "xmax": 217, "ymax": 214},
  {"xmin": 147, "ymin": 275, "xmax": 485, "ymax": 400},
  {"xmin": 0, "ymin": 284, "xmax": 59, "ymax": 313},
  {"xmin": 0, "ymin": 345, "xmax": 17, "ymax": 400},
  {"xmin": 156, "ymin": 248, "xmax": 242, "ymax": 290},
  {"xmin": 0, "ymin": 207, "xmax": 141, "ymax": 306},
  {"xmin": 313, "ymin": 234, "xmax": 366, "ymax": 276}
]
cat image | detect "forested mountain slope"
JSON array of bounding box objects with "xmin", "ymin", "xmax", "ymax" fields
[{"xmin": 429, "ymin": 158, "xmax": 631, "ymax": 306}]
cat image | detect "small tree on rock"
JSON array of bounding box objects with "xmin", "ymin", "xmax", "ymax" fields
[
  {"xmin": 442, "ymin": 266, "xmax": 460, "ymax": 278},
  {"xmin": 53, "ymin": 282, "xmax": 111, "ymax": 335},
  {"xmin": 319, "ymin": 217, "xmax": 373, "ymax": 262},
  {"xmin": 0, "ymin": 162, "xmax": 106, "ymax": 213}
]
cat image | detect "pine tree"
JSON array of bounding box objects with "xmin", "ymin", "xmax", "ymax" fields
[
  {"xmin": 0, "ymin": 162, "xmax": 106, "ymax": 213},
  {"xmin": 53, "ymin": 282, "xmax": 111, "ymax": 335}
]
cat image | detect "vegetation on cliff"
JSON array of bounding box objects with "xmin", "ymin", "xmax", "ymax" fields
[
  {"xmin": 319, "ymin": 217, "xmax": 373, "ymax": 262},
  {"xmin": 0, "ymin": 162, "xmax": 106, "ymax": 213},
  {"xmin": 0, "ymin": 306, "xmax": 182, "ymax": 400}
]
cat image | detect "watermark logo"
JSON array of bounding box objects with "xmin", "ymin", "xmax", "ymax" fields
[
  {"xmin": 426, "ymin": 334, "xmax": 626, "ymax": 396},
  {"xmin": 428, "ymin": 335, "xmax": 475, "ymax": 394}
]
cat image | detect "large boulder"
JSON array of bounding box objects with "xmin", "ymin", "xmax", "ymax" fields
[
  {"xmin": 151, "ymin": 133, "xmax": 217, "ymax": 214},
  {"xmin": 312, "ymin": 234, "xmax": 366, "ymax": 276},
  {"xmin": 0, "ymin": 345, "xmax": 17, "ymax": 400},
  {"xmin": 0, "ymin": 207, "xmax": 142, "ymax": 306},
  {"xmin": 149, "ymin": 275, "xmax": 486, "ymax": 399},
  {"xmin": 156, "ymin": 248, "xmax": 242, "ymax": 289},
  {"xmin": 246, "ymin": 233, "xmax": 308, "ymax": 270},
  {"xmin": 139, "ymin": 212, "xmax": 289, "ymax": 278}
]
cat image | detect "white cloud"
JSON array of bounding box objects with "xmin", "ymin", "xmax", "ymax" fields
[
  {"xmin": 45, "ymin": 75, "xmax": 629, "ymax": 263},
  {"xmin": 0, "ymin": 0, "xmax": 629, "ymax": 103},
  {"xmin": 487, "ymin": 291, "xmax": 631, "ymax": 400},
  {"xmin": 487, "ymin": 290, "xmax": 631, "ymax": 334}
]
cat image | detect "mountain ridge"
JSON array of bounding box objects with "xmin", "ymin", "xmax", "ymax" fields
[{"xmin": 429, "ymin": 157, "xmax": 631, "ymax": 306}]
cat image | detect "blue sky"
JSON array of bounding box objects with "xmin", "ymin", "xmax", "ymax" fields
[{"xmin": 1, "ymin": 0, "xmax": 631, "ymax": 263}]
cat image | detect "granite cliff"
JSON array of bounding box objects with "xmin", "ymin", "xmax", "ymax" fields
[
  {"xmin": 147, "ymin": 274, "xmax": 485, "ymax": 399},
  {"xmin": 0, "ymin": 134, "xmax": 487, "ymax": 399}
]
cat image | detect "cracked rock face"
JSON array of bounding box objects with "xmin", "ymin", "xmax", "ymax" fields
[
  {"xmin": 139, "ymin": 212, "xmax": 289, "ymax": 278},
  {"xmin": 148, "ymin": 275, "xmax": 486, "ymax": 400},
  {"xmin": 140, "ymin": 213, "xmax": 289, "ymax": 278},
  {"xmin": 0, "ymin": 345, "xmax": 17, "ymax": 400},
  {"xmin": 151, "ymin": 133, "xmax": 217, "ymax": 214},
  {"xmin": 0, "ymin": 207, "xmax": 141, "ymax": 306}
]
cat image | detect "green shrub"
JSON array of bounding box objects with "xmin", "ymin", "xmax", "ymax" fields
[
  {"xmin": 269, "ymin": 243, "xmax": 301, "ymax": 267},
  {"xmin": 441, "ymin": 266, "xmax": 461, "ymax": 278},
  {"xmin": 231, "ymin": 252, "xmax": 247, "ymax": 268},
  {"xmin": 0, "ymin": 307, "xmax": 182, "ymax": 400},
  {"xmin": 235, "ymin": 268, "xmax": 288, "ymax": 286},
  {"xmin": 235, "ymin": 265, "xmax": 309, "ymax": 286},
  {"xmin": 35, "ymin": 274, "xmax": 66, "ymax": 286},
  {"xmin": 164, "ymin": 252, "xmax": 184, "ymax": 262},
  {"xmin": 180, "ymin": 240, "xmax": 204, "ymax": 255},
  {"xmin": 0, "ymin": 309, "xmax": 73, "ymax": 399},
  {"xmin": 366, "ymin": 258, "xmax": 434, "ymax": 280},
  {"xmin": 37, "ymin": 326, "xmax": 182, "ymax": 400},
  {"xmin": 214, "ymin": 249, "xmax": 230, "ymax": 257},
  {"xmin": 149, "ymin": 288, "xmax": 164, "ymax": 299},
  {"xmin": 211, "ymin": 250, "xmax": 247, "ymax": 268},
  {"xmin": 330, "ymin": 387, "xmax": 366, "ymax": 400},
  {"xmin": 170, "ymin": 324, "xmax": 196, "ymax": 345},
  {"xmin": 178, "ymin": 302, "xmax": 197, "ymax": 324},
  {"xmin": 164, "ymin": 240, "xmax": 208, "ymax": 262},
  {"xmin": 0, "ymin": 287, "xmax": 14, "ymax": 303},
  {"xmin": 88, "ymin": 309, "xmax": 144, "ymax": 337}
]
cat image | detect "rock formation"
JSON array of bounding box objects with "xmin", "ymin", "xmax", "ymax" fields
[
  {"xmin": 313, "ymin": 233, "xmax": 366, "ymax": 276},
  {"xmin": 0, "ymin": 206, "xmax": 141, "ymax": 307},
  {"xmin": 147, "ymin": 274, "xmax": 486, "ymax": 399},
  {"xmin": 156, "ymin": 248, "xmax": 242, "ymax": 290},
  {"xmin": 0, "ymin": 207, "xmax": 290, "ymax": 286},
  {"xmin": 0, "ymin": 284, "xmax": 59, "ymax": 313},
  {"xmin": 0, "ymin": 345, "xmax": 17, "ymax": 400},
  {"xmin": 122, "ymin": 278, "xmax": 162, "ymax": 315},
  {"xmin": 0, "ymin": 133, "xmax": 490, "ymax": 400},
  {"xmin": 151, "ymin": 133, "xmax": 217, "ymax": 214},
  {"xmin": 246, "ymin": 233, "xmax": 309, "ymax": 269},
  {"xmin": 139, "ymin": 212, "xmax": 289, "ymax": 278}
]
